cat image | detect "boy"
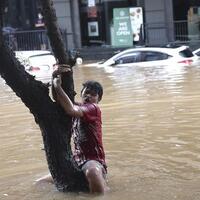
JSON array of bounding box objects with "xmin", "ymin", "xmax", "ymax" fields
[{"xmin": 37, "ymin": 66, "xmax": 108, "ymax": 194}]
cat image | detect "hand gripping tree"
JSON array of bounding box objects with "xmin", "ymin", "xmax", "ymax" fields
[{"xmin": 0, "ymin": 0, "xmax": 88, "ymax": 192}]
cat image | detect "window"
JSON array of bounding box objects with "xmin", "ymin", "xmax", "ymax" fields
[
  {"xmin": 142, "ymin": 51, "xmax": 169, "ymax": 62},
  {"xmin": 195, "ymin": 51, "xmax": 200, "ymax": 56},
  {"xmin": 115, "ymin": 52, "xmax": 141, "ymax": 64},
  {"xmin": 179, "ymin": 48, "xmax": 194, "ymax": 58}
]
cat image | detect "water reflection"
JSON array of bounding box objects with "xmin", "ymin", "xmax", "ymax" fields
[{"xmin": 1, "ymin": 64, "xmax": 200, "ymax": 199}]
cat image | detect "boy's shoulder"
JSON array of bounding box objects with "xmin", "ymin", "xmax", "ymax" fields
[
  {"xmin": 80, "ymin": 103, "xmax": 101, "ymax": 117},
  {"xmin": 81, "ymin": 103, "xmax": 100, "ymax": 111}
]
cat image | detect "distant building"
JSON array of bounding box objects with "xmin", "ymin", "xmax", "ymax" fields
[{"xmin": 3, "ymin": 0, "xmax": 200, "ymax": 50}]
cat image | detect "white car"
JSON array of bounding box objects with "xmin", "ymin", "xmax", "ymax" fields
[
  {"xmin": 86, "ymin": 46, "xmax": 200, "ymax": 68},
  {"xmin": 15, "ymin": 50, "xmax": 83, "ymax": 83},
  {"xmin": 193, "ymin": 48, "xmax": 200, "ymax": 57},
  {"xmin": 15, "ymin": 50, "xmax": 56, "ymax": 83}
]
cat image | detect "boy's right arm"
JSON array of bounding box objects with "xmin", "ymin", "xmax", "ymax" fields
[{"xmin": 53, "ymin": 73, "xmax": 84, "ymax": 118}]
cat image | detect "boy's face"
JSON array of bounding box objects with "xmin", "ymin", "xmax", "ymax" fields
[{"xmin": 81, "ymin": 87, "xmax": 99, "ymax": 104}]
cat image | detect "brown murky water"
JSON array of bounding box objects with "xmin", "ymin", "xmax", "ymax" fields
[{"xmin": 1, "ymin": 64, "xmax": 200, "ymax": 200}]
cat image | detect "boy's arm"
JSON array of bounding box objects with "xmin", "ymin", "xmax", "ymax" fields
[{"xmin": 53, "ymin": 76, "xmax": 83, "ymax": 117}]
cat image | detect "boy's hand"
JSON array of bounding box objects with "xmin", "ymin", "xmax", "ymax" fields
[
  {"xmin": 53, "ymin": 76, "xmax": 62, "ymax": 88},
  {"xmin": 52, "ymin": 64, "xmax": 71, "ymax": 78},
  {"xmin": 52, "ymin": 64, "xmax": 71, "ymax": 99}
]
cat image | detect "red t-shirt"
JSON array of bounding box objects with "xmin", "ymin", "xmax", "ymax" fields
[{"xmin": 72, "ymin": 103, "xmax": 106, "ymax": 170}]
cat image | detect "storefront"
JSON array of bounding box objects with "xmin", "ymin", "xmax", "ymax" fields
[
  {"xmin": 79, "ymin": 0, "xmax": 200, "ymax": 48},
  {"xmin": 3, "ymin": 0, "xmax": 200, "ymax": 50},
  {"xmin": 173, "ymin": 0, "xmax": 200, "ymax": 41},
  {"xmin": 79, "ymin": 0, "xmax": 142, "ymax": 47}
]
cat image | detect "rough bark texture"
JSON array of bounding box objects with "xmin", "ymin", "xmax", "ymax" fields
[{"xmin": 0, "ymin": 0, "xmax": 88, "ymax": 192}]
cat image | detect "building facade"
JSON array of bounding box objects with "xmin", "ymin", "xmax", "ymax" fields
[{"xmin": 3, "ymin": 0, "xmax": 200, "ymax": 50}]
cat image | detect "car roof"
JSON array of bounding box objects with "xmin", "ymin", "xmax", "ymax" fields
[
  {"xmin": 119, "ymin": 46, "xmax": 189, "ymax": 55},
  {"xmin": 15, "ymin": 50, "xmax": 53, "ymax": 59},
  {"xmin": 193, "ymin": 48, "xmax": 200, "ymax": 54}
]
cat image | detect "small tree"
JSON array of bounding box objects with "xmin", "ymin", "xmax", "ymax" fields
[{"xmin": 0, "ymin": 0, "xmax": 88, "ymax": 192}]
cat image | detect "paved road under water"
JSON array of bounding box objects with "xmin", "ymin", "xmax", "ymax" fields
[{"xmin": 1, "ymin": 64, "xmax": 200, "ymax": 200}]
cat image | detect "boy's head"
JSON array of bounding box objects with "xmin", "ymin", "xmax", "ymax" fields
[{"xmin": 81, "ymin": 81, "xmax": 103, "ymax": 103}]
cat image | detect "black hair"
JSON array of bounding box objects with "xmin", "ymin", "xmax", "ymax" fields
[{"xmin": 81, "ymin": 80, "xmax": 103, "ymax": 101}]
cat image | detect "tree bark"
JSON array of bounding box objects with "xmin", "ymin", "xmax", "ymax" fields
[{"xmin": 0, "ymin": 0, "xmax": 88, "ymax": 192}]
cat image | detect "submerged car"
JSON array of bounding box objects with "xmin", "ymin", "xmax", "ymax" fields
[
  {"xmin": 15, "ymin": 50, "xmax": 56, "ymax": 83},
  {"xmin": 86, "ymin": 46, "xmax": 200, "ymax": 68},
  {"xmin": 193, "ymin": 48, "xmax": 200, "ymax": 57},
  {"xmin": 15, "ymin": 50, "xmax": 83, "ymax": 83}
]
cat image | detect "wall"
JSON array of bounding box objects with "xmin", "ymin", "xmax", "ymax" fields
[
  {"xmin": 53, "ymin": 0, "xmax": 81, "ymax": 49},
  {"xmin": 144, "ymin": 0, "xmax": 174, "ymax": 45}
]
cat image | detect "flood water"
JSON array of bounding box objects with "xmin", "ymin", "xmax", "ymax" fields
[{"xmin": 1, "ymin": 64, "xmax": 200, "ymax": 200}]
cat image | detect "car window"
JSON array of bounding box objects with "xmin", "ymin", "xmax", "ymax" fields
[
  {"xmin": 195, "ymin": 51, "xmax": 200, "ymax": 56},
  {"xmin": 142, "ymin": 51, "xmax": 169, "ymax": 62},
  {"xmin": 179, "ymin": 48, "xmax": 194, "ymax": 58},
  {"xmin": 114, "ymin": 52, "xmax": 141, "ymax": 64}
]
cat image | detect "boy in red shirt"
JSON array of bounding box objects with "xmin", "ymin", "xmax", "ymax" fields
[{"xmin": 37, "ymin": 66, "xmax": 107, "ymax": 194}]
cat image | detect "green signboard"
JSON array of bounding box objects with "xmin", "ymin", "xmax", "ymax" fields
[{"xmin": 112, "ymin": 8, "xmax": 133, "ymax": 47}]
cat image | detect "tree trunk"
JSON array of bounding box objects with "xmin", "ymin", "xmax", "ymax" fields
[{"xmin": 0, "ymin": 0, "xmax": 88, "ymax": 192}]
